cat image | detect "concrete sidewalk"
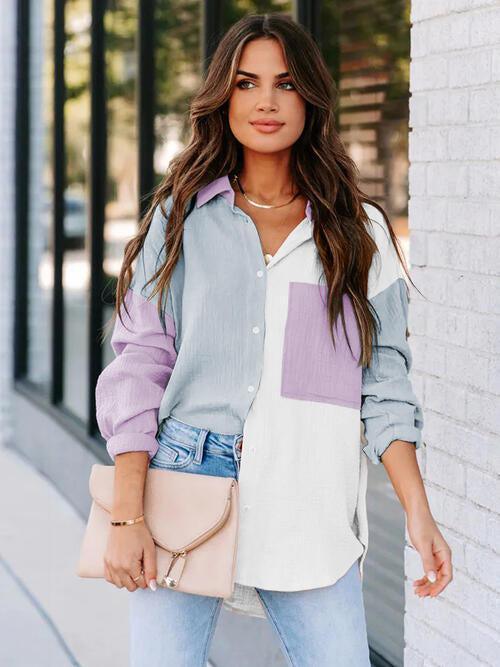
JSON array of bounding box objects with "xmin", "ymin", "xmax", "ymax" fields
[
  {"xmin": 0, "ymin": 440, "xmax": 281, "ymax": 666},
  {"xmin": 0, "ymin": 443, "xmax": 129, "ymax": 666}
]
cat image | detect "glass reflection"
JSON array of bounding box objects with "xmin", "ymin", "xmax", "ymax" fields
[
  {"xmin": 27, "ymin": 0, "xmax": 54, "ymax": 393},
  {"xmin": 63, "ymin": 0, "xmax": 92, "ymax": 421},
  {"xmin": 154, "ymin": 0, "xmax": 202, "ymax": 184},
  {"xmin": 103, "ymin": 0, "xmax": 139, "ymax": 368},
  {"xmin": 221, "ymin": 1, "xmax": 293, "ymax": 30},
  {"xmin": 320, "ymin": 0, "xmax": 411, "ymax": 255}
]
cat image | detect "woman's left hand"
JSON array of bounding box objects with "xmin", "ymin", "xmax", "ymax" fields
[{"xmin": 406, "ymin": 508, "xmax": 453, "ymax": 598}]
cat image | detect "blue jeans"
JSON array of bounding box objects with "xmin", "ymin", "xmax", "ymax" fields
[{"xmin": 129, "ymin": 416, "xmax": 371, "ymax": 666}]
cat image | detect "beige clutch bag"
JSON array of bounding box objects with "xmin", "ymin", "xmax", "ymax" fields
[{"xmin": 76, "ymin": 464, "xmax": 239, "ymax": 598}]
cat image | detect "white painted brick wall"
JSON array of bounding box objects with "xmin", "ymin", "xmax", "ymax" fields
[
  {"xmin": 407, "ymin": 1, "xmax": 500, "ymax": 665},
  {"xmin": 0, "ymin": 0, "xmax": 16, "ymax": 447}
]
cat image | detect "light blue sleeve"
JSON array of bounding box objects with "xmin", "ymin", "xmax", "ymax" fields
[
  {"xmin": 130, "ymin": 195, "xmax": 175, "ymax": 327},
  {"xmin": 360, "ymin": 204, "xmax": 424, "ymax": 465}
]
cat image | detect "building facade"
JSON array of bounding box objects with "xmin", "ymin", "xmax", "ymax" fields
[{"xmin": 1, "ymin": 1, "xmax": 498, "ymax": 665}]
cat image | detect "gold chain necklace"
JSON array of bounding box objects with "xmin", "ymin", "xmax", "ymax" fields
[
  {"xmin": 232, "ymin": 173, "xmax": 300, "ymax": 210},
  {"xmin": 232, "ymin": 173, "xmax": 301, "ymax": 265}
]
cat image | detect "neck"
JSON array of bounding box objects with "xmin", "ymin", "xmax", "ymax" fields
[{"xmin": 235, "ymin": 152, "xmax": 297, "ymax": 204}]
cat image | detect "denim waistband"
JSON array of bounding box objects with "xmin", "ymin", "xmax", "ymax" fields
[
  {"xmin": 159, "ymin": 414, "xmax": 243, "ymax": 447},
  {"xmin": 157, "ymin": 415, "xmax": 243, "ymax": 468}
]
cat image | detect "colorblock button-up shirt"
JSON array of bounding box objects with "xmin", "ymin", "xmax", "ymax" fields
[{"xmin": 95, "ymin": 173, "xmax": 424, "ymax": 618}]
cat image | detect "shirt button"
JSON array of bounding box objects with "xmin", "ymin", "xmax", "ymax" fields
[
  {"xmin": 250, "ymin": 446, "xmax": 256, "ymax": 453},
  {"xmin": 247, "ymin": 385, "xmax": 255, "ymax": 392},
  {"xmin": 256, "ymin": 270, "xmax": 263, "ymax": 278},
  {"xmin": 252, "ymin": 326, "xmax": 260, "ymax": 334},
  {"xmin": 243, "ymin": 505, "xmax": 250, "ymax": 511}
]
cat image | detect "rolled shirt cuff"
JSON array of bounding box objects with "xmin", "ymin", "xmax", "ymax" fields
[
  {"xmin": 362, "ymin": 423, "xmax": 423, "ymax": 465},
  {"xmin": 106, "ymin": 433, "xmax": 159, "ymax": 463}
]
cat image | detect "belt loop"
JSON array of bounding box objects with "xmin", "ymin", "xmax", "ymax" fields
[
  {"xmin": 194, "ymin": 428, "xmax": 209, "ymax": 464},
  {"xmin": 233, "ymin": 435, "xmax": 243, "ymax": 472}
]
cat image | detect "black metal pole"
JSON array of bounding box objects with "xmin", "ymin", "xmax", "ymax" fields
[
  {"xmin": 202, "ymin": 0, "xmax": 222, "ymax": 73},
  {"xmin": 88, "ymin": 0, "xmax": 107, "ymax": 436},
  {"xmin": 14, "ymin": 0, "xmax": 30, "ymax": 381},
  {"xmin": 51, "ymin": 0, "xmax": 66, "ymax": 405},
  {"xmin": 138, "ymin": 0, "xmax": 156, "ymax": 216}
]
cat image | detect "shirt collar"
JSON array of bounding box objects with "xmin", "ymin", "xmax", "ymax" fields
[{"xmin": 195, "ymin": 173, "xmax": 313, "ymax": 223}]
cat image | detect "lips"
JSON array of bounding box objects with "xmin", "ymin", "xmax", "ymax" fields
[{"xmin": 250, "ymin": 120, "xmax": 284, "ymax": 126}]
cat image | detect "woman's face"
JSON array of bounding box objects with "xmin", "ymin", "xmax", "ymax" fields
[{"xmin": 227, "ymin": 37, "xmax": 306, "ymax": 154}]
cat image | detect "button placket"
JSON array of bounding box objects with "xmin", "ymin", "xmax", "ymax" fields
[{"xmin": 241, "ymin": 238, "xmax": 266, "ymax": 413}]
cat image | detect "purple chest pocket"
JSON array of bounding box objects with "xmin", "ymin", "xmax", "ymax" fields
[{"xmin": 280, "ymin": 281, "xmax": 362, "ymax": 408}]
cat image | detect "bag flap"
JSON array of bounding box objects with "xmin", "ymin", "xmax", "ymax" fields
[{"xmin": 89, "ymin": 464, "xmax": 237, "ymax": 553}]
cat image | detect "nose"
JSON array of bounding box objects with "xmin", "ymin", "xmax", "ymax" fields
[{"xmin": 256, "ymin": 94, "xmax": 278, "ymax": 112}]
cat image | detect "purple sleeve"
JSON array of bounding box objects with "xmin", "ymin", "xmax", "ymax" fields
[{"xmin": 95, "ymin": 286, "xmax": 177, "ymax": 462}]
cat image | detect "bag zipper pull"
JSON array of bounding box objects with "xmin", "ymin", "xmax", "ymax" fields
[{"xmin": 163, "ymin": 550, "xmax": 187, "ymax": 588}]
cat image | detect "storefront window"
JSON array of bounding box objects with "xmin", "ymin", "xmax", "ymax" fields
[
  {"xmin": 221, "ymin": 0, "xmax": 293, "ymax": 30},
  {"xmin": 153, "ymin": 0, "xmax": 202, "ymax": 183},
  {"xmin": 26, "ymin": 0, "xmax": 54, "ymax": 394},
  {"xmin": 102, "ymin": 0, "xmax": 139, "ymax": 368},
  {"xmin": 63, "ymin": 0, "xmax": 92, "ymax": 420},
  {"xmin": 321, "ymin": 0, "xmax": 411, "ymax": 245}
]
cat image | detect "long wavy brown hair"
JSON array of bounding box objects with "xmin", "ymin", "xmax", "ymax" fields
[{"xmin": 106, "ymin": 12, "xmax": 422, "ymax": 368}]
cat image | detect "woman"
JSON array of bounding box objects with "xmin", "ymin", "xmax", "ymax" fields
[{"xmin": 95, "ymin": 13, "xmax": 453, "ymax": 666}]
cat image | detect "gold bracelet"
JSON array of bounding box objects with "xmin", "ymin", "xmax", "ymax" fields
[{"xmin": 110, "ymin": 514, "xmax": 145, "ymax": 526}]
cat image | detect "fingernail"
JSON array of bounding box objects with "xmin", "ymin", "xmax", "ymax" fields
[
  {"xmin": 427, "ymin": 570, "xmax": 436, "ymax": 583},
  {"xmin": 149, "ymin": 579, "xmax": 157, "ymax": 591}
]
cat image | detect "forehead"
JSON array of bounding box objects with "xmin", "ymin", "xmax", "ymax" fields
[{"xmin": 237, "ymin": 37, "xmax": 288, "ymax": 73}]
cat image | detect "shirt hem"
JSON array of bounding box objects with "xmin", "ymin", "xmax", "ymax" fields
[{"xmin": 233, "ymin": 542, "xmax": 365, "ymax": 592}]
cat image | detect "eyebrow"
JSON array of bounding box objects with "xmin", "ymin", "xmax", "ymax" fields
[{"xmin": 236, "ymin": 69, "xmax": 290, "ymax": 79}]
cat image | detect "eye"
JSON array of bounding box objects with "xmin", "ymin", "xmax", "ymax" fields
[
  {"xmin": 278, "ymin": 81, "xmax": 296, "ymax": 90},
  {"xmin": 236, "ymin": 80, "xmax": 255, "ymax": 89}
]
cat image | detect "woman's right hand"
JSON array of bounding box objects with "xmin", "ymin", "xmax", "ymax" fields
[{"xmin": 104, "ymin": 520, "xmax": 158, "ymax": 592}]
